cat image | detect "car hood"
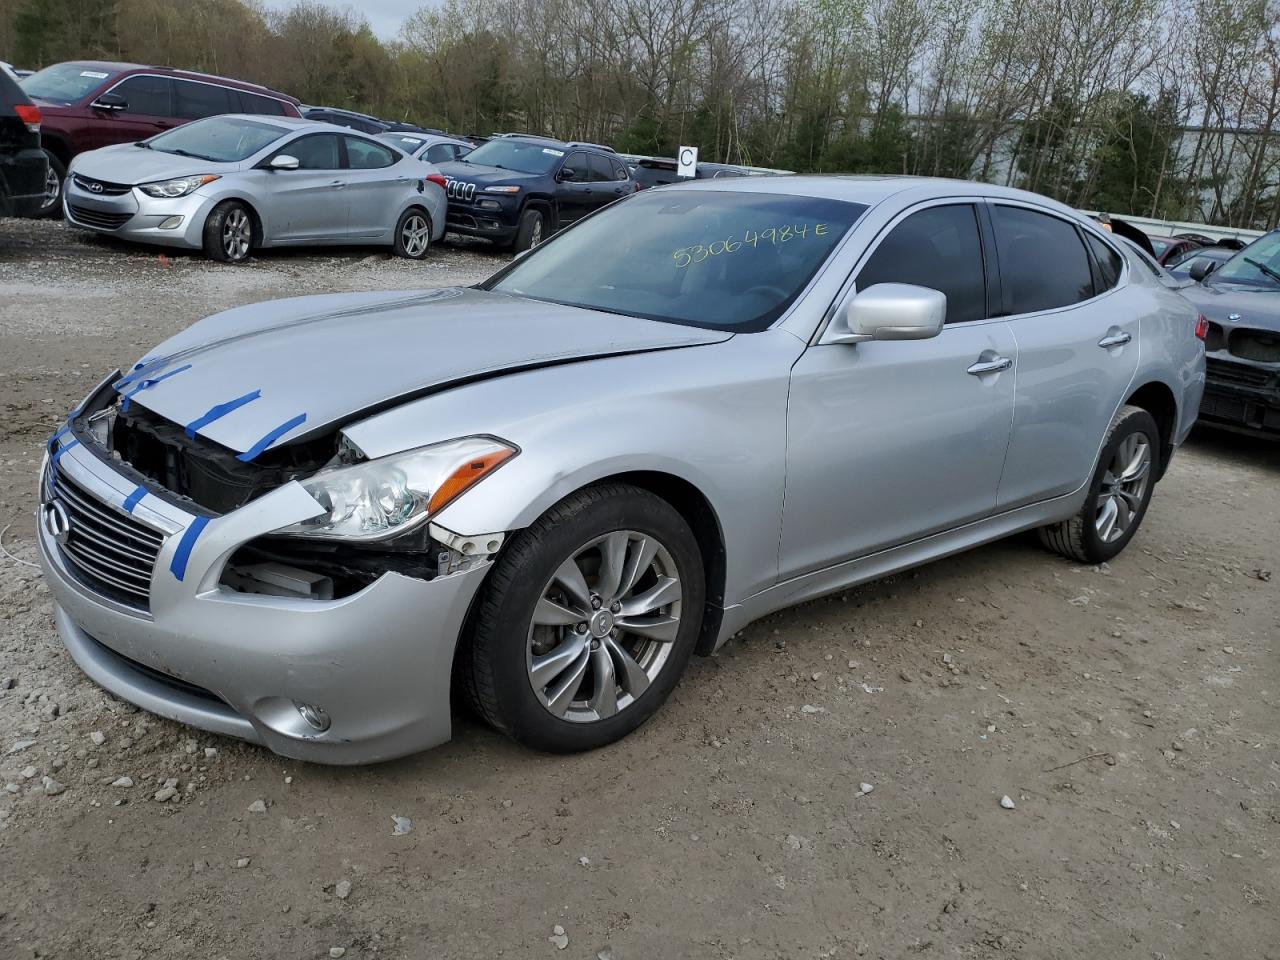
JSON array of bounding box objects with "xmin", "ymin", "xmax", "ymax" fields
[
  {"xmin": 435, "ymin": 160, "xmax": 543, "ymax": 189},
  {"xmin": 72, "ymin": 143, "xmax": 238, "ymax": 183},
  {"xmin": 122, "ymin": 288, "xmax": 732, "ymax": 455},
  {"xmin": 1179, "ymin": 281, "xmax": 1280, "ymax": 330}
]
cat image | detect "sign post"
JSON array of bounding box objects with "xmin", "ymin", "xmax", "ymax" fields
[{"xmin": 677, "ymin": 145, "xmax": 698, "ymax": 179}]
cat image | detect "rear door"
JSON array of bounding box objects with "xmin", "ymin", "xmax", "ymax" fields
[
  {"xmin": 989, "ymin": 203, "xmax": 1140, "ymax": 509},
  {"xmin": 171, "ymin": 79, "xmax": 234, "ymax": 122},
  {"xmin": 587, "ymin": 153, "xmax": 631, "ymax": 210},
  {"xmin": 341, "ymin": 135, "xmax": 410, "ymax": 238},
  {"xmin": 781, "ymin": 201, "xmax": 1018, "ymax": 576},
  {"xmin": 258, "ymin": 133, "xmax": 347, "ymax": 242}
]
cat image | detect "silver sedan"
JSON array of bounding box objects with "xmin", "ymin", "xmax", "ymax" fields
[
  {"xmin": 63, "ymin": 114, "xmax": 448, "ymax": 262},
  {"xmin": 37, "ymin": 177, "xmax": 1204, "ymax": 763}
]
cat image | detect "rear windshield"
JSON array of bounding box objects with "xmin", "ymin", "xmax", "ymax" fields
[
  {"xmin": 143, "ymin": 115, "xmax": 287, "ymax": 163},
  {"xmin": 487, "ymin": 190, "xmax": 866, "ymax": 331},
  {"xmin": 21, "ymin": 63, "xmax": 117, "ymax": 104}
]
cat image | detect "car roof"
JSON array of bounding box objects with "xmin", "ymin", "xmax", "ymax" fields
[
  {"xmin": 190, "ymin": 114, "xmax": 385, "ymax": 137},
  {"xmin": 56, "ymin": 61, "xmax": 297, "ymax": 100}
]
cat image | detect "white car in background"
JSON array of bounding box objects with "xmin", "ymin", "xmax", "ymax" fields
[{"xmin": 63, "ymin": 114, "xmax": 448, "ymax": 262}]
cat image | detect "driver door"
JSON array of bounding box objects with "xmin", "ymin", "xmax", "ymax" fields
[
  {"xmin": 555, "ymin": 152, "xmax": 594, "ymax": 226},
  {"xmin": 257, "ymin": 133, "xmax": 347, "ymax": 242},
  {"xmin": 780, "ymin": 202, "xmax": 1018, "ymax": 578}
]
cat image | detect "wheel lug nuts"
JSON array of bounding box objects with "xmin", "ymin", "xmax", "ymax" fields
[
  {"xmin": 576, "ymin": 623, "xmax": 588, "ymax": 634},
  {"xmin": 591, "ymin": 595, "xmax": 602, "ymax": 609},
  {"xmin": 610, "ymin": 602, "xmax": 621, "ymax": 613},
  {"xmin": 590, "ymin": 639, "xmax": 600, "ymax": 650}
]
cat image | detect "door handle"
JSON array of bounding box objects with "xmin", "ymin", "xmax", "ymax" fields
[
  {"xmin": 967, "ymin": 356, "xmax": 1013, "ymax": 376},
  {"xmin": 330, "ymin": 180, "xmax": 346, "ymax": 190},
  {"xmin": 1098, "ymin": 332, "xmax": 1132, "ymax": 348}
]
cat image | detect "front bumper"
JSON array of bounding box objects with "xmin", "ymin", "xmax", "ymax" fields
[
  {"xmin": 1200, "ymin": 356, "xmax": 1280, "ymax": 437},
  {"xmin": 37, "ymin": 439, "xmax": 491, "ymax": 764},
  {"xmin": 63, "ymin": 176, "xmax": 216, "ymax": 250},
  {"xmin": 445, "ymin": 201, "xmax": 519, "ymax": 242},
  {"xmin": 0, "ymin": 145, "xmax": 49, "ymax": 217}
]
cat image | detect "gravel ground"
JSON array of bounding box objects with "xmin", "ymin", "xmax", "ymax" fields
[{"xmin": 1, "ymin": 218, "xmax": 1278, "ymax": 960}]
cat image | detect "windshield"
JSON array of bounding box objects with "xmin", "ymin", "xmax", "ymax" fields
[
  {"xmin": 1213, "ymin": 232, "xmax": 1280, "ymax": 287},
  {"xmin": 144, "ymin": 116, "xmax": 288, "ymax": 163},
  {"xmin": 487, "ymin": 190, "xmax": 866, "ymax": 331},
  {"xmin": 463, "ymin": 138, "xmax": 565, "ymax": 174},
  {"xmin": 21, "ymin": 63, "xmax": 117, "ymax": 103}
]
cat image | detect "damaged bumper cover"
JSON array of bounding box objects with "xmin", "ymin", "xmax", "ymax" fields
[{"xmin": 37, "ymin": 438, "xmax": 494, "ymax": 765}]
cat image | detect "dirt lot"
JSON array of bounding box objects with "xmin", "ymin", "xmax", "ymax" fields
[{"xmin": 0, "ymin": 218, "xmax": 1277, "ymax": 960}]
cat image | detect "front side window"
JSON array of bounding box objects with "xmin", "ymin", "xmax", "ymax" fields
[
  {"xmin": 560, "ymin": 152, "xmax": 589, "ymax": 182},
  {"xmin": 856, "ymin": 204, "xmax": 986, "ymax": 324},
  {"xmin": 487, "ymin": 191, "xmax": 866, "ymax": 332},
  {"xmin": 20, "ymin": 63, "xmax": 118, "ymax": 104},
  {"xmin": 112, "ymin": 76, "xmax": 172, "ymax": 116},
  {"xmin": 344, "ymin": 136, "xmax": 397, "ymax": 170},
  {"xmin": 174, "ymin": 80, "xmax": 233, "ymax": 120},
  {"xmin": 1087, "ymin": 234, "xmax": 1123, "ymax": 291},
  {"xmin": 992, "ymin": 205, "xmax": 1094, "ymax": 313},
  {"xmin": 144, "ymin": 115, "xmax": 287, "ymax": 162},
  {"xmin": 284, "ymin": 134, "xmax": 341, "ymax": 170},
  {"xmin": 1212, "ymin": 232, "xmax": 1280, "ymax": 288}
]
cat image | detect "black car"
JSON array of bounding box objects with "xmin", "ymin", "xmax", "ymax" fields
[
  {"xmin": 0, "ymin": 67, "xmax": 48, "ymax": 217},
  {"xmin": 435, "ymin": 134, "xmax": 634, "ymax": 251},
  {"xmin": 1166, "ymin": 244, "xmax": 1235, "ymax": 281},
  {"xmin": 302, "ymin": 106, "xmax": 444, "ymax": 138},
  {"xmin": 629, "ymin": 156, "xmax": 748, "ymax": 190},
  {"xmin": 1179, "ymin": 231, "xmax": 1280, "ymax": 438}
]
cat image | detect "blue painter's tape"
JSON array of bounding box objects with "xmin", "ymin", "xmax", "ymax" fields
[
  {"xmin": 169, "ymin": 516, "xmax": 209, "ymax": 581},
  {"xmin": 184, "ymin": 390, "xmax": 261, "ymax": 438},
  {"xmin": 48, "ymin": 425, "xmax": 72, "ymax": 450},
  {"xmin": 122, "ymin": 485, "xmax": 147, "ymax": 514},
  {"xmin": 236, "ymin": 413, "xmax": 307, "ymax": 462},
  {"xmin": 120, "ymin": 363, "xmax": 192, "ymax": 412},
  {"xmin": 50, "ymin": 438, "xmax": 79, "ymax": 467}
]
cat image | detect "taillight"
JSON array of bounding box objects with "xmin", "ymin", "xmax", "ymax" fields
[
  {"xmin": 1194, "ymin": 314, "xmax": 1209, "ymax": 341},
  {"xmin": 425, "ymin": 173, "xmax": 447, "ymax": 190},
  {"xmin": 14, "ymin": 103, "xmax": 40, "ymax": 133}
]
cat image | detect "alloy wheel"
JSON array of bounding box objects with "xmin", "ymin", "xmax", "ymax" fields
[
  {"xmin": 222, "ymin": 208, "xmax": 251, "ymax": 261},
  {"xmin": 40, "ymin": 167, "xmax": 60, "ymax": 210},
  {"xmin": 530, "ymin": 218, "xmax": 542, "ymax": 247},
  {"xmin": 1095, "ymin": 433, "xmax": 1151, "ymax": 543},
  {"xmin": 526, "ymin": 530, "xmax": 683, "ymax": 723},
  {"xmin": 401, "ymin": 214, "xmax": 430, "ymax": 257}
]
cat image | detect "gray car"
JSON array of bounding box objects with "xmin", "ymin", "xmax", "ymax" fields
[
  {"xmin": 378, "ymin": 131, "xmax": 474, "ymax": 164},
  {"xmin": 64, "ymin": 114, "xmax": 448, "ymax": 262},
  {"xmin": 37, "ymin": 177, "xmax": 1205, "ymax": 764}
]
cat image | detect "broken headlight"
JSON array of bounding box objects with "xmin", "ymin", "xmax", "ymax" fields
[{"xmin": 275, "ymin": 437, "xmax": 516, "ymax": 542}]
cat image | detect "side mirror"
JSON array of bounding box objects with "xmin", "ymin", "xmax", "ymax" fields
[
  {"xmin": 831, "ymin": 283, "xmax": 946, "ymax": 344},
  {"xmin": 91, "ymin": 93, "xmax": 126, "ymax": 112},
  {"xmin": 1188, "ymin": 258, "xmax": 1216, "ymax": 282},
  {"xmin": 557, "ymin": 167, "xmax": 576, "ymax": 183},
  {"xmin": 269, "ymin": 154, "xmax": 300, "ymax": 171}
]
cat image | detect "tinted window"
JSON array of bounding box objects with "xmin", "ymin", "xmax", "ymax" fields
[
  {"xmin": 240, "ymin": 92, "xmax": 287, "ymax": 116},
  {"xmin": 612, "ymin": 159, "xmax": 630, "ymax": 181},
  {"xmin": 112, "ymin": 75, "xmax": 171, "ymax": 116},
  {"xmin": 285, "ymin": 134, "xmax": 341, "ymax": 170},
  {"xmin": 856, "ymin": 204, "xmax": 987, "ymax": 324},
  {"xmin": 146, "ymin": 115, "xmax": 287, "ymax": 162},
  {"xmin": 174, "ymin": 80, "xmax": 233, "ymax": 120},
  {"xmin": 489, "ymin": 191, "xmax": 866, "ymax": 332},
  {"xmin": 345, "ymin": 136, "xmax": 397, "ymax": 170},
  {"xmin": 425, "ymin": 143, "xmax": 454, "ymax": 163},
  {"xmin": 20, "ymin": 63, "xmax": 118, "ymax": 104},
  {"xmin": 589, "ymin": 154, "xmax": 617, "ymax": 182},
  {"xmin": 992, "ymin": 206, "xmax": 1094, "ymax": 313},
  {"xmin": 1087, "ymin": 234, "xmax": 1123, "ymax": 290},
  {"xmin": 561, "ymin": 152, "xmax": 589, "ymax": 182}
]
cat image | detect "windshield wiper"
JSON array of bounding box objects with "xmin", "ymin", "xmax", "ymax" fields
[
  {"xmin": 166, "ymin": 148, "xmax": 217, "ymax": 162},
  {"xmin": 1242, "ymin": 257, "xmax": 1280, "ymax": 284},
  {"xmin": 135, "ymin": 142, "xmax": 152, "ymax": 149}
]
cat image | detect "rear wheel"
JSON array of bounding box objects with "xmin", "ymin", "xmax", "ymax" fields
[
  {"xmin": 1039, "ymin": 404, "xmax": 1160, "ymax": 564},
  {"xmin": 203, "ymin": 200, "xmax": 253, "ymax": 263},
  {"xmin": 393, "ymin": 207, "xmax": 432, "ymax": 259},
  {"xmin": 37, "ymin": 152, "xmax": 65, "ymax": 219},
  {"xmin": 459, "ymin": 483, "xmax": 705, "ymax": 752},
  {"xmin": 512, "ymin": 207, "xmax": 544, "ymax": 254}
]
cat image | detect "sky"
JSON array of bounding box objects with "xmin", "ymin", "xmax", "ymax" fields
[{"xmin": 261, "ymin": 0, "xmax": 419, "ymax": 41}]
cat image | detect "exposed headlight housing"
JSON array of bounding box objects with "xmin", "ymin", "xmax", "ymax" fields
[
  {"xmin": 138, "ymin": 174, "xmax": 221, "ymax": 198},
  {"xmin": 275, "ymin": 437, "xmax": 517, "ymax": 541}
]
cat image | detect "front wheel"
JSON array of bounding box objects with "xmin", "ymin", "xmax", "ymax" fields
[
  {"xmin": 512, "ymin": 207, "xmax": 544, "ymax": 253},
  {"xmin": 1039, "ymin": 404, "xmax": 1160, "ymax": 564},
  {"xmin": 459, "ymin": 483, "xmax": 705, "ymax": 752},
  {"xmin": 38, "ymin": 151, "xmax": 66, "ymax": 219},
  {"xmin": 394, "ymin": 207, "xmax": 432, "ymax": 259},
  {"xmin": 203, "ymin": 200, "xmax": 253, "ymax": 263}
]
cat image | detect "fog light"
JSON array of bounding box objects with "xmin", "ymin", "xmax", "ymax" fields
[
  {"xmin": 158, "ymin": 216, "xmax": 184, "ymax": 230},
  {"xmin": 477, "ymin": 199, "xmax": 501, "ymax": 211},
  {"xmin": 294, "ymin": 701, "xmax": 331, "ymax": 732}
]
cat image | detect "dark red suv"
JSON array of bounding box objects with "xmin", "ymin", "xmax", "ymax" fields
[{"xmin": 19, "ymin": 61, "xmax": 301, "ymax": 215}]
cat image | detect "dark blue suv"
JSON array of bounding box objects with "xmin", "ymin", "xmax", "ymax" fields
[{"xmin": 436, "ymin": 134, "xmax": 634, "ymax": 252}]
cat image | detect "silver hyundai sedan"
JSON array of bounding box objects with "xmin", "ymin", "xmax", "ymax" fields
[
  {"xmin": 63, "ymin": 114, "xmax": 448, "ymax": 262},
  {"xmin": 37, "ymin": 177, "xmax": 1205, "ymax": 764}
]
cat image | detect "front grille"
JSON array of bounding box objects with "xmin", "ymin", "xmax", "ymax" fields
[
  {"xmin": 1206, "ymin": 357, "xmax": 1274, "ymax": 389},
  {"xmin": 68, "ymin": 204, "xmax": 133, "ymax": 230},
  {"xmin": 47, "ymin": 469, "xmax": 163, "ymax": 610},
  {"xmin": 72, "ymin": 174, "xmax": 132, "ymax": 196}
]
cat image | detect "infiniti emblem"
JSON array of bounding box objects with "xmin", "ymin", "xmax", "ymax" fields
[
  {"xmin": 86, "ymin": 181, "xmax": 104, "ymax": 194},
  {"xmin": 41, "ymin": 500, "xmax": 72, "ymax": 545}
]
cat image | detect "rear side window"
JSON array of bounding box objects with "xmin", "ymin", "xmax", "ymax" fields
[
  {"xmin": 424, "ymin": 143, "xmax": 454, "ymax": 163},
  {"xmin": 611, "ymin": 159, "xmax": 629, "ymax": 181},
  {"xmin": 856, "ymin": 204, "xmax": 987, "ymax": 324},
  {"xmin": 344, "ymin": 136, "xmax": 397, "ymax": 169},
  {"xmin": 589, "ymin": 154, "xmax": 617, "ymax": 182},
  {"xmin": 240, "ymin": 92, "xmax": 287, "ymax": 116},
  {"xmin": 992, "ymin": 206, "xmax": 1094, "ymax": 313},
  {"xmin": 285, "ymin": 134, "xmax": 341, "ymax": 170},
  {"xmin": 112, "ymin": 75, "xmax": 172, "ymax": 116},
  {"xmin": 174, "ymin": 80, "xmax": 233, "ymax": 120},
  {"xmin": 1086, "ymin": 234, "xmax": 1123, "ymax": 291}
]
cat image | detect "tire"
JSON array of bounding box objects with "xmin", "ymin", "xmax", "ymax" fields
[
  {"xmin": 512, "ymin": 206, "xmax": 545, "ymax": 253},
  {"xmin": 459, "ymin": 482, "xmax": 705, "ymax": 752},
  {"xmin": 1038, "ymin": 404, "xmax": 1161, "ymax": 564},
  {"xmin": 37, "ymin": 151, "xmax": 66, "ymax": 219},
  {"xmin": 202, "ymin": 200, "xmax": 254, "ymax": 263},
  {"xmin": 393, "ymin": 207, "xmax": 432, "ymax": 259}
]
